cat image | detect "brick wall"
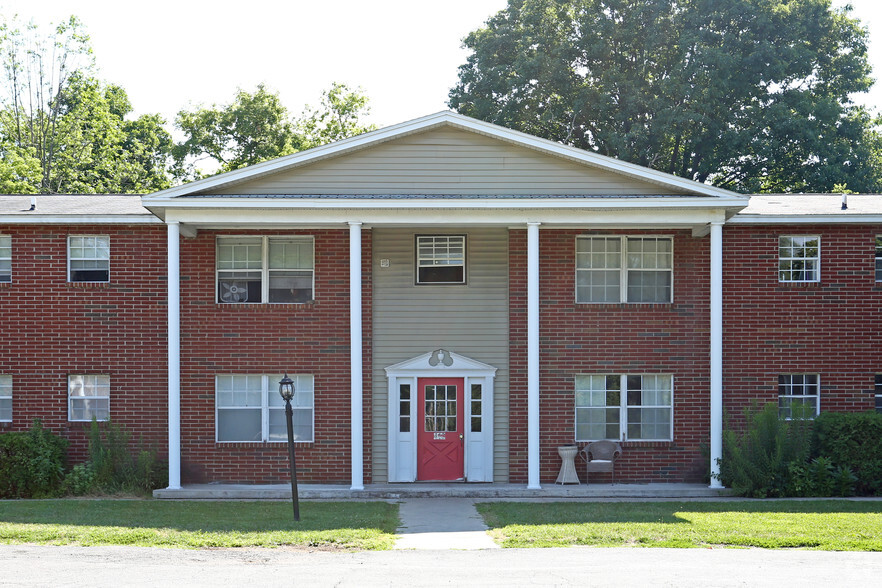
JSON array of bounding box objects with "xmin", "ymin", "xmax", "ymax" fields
[
  {"xmin": 0, "ymin": 224, "xmax": 168, "ymax": 462},
  {"xmin": 722, "ymin": 224, "xmax": 880, "ymax": 421},
  {"xmin": 509, "ymin": 229, "xmax": 711, "ymax": 484},
  {"xmin": 178, "ymin": 228, "xmax": 372, "ymax": 484}
]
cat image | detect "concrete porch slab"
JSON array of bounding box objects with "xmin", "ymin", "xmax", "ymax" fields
[{"xmin": 153, "ymin": 482, "xmax": 731, "ymax": 500}]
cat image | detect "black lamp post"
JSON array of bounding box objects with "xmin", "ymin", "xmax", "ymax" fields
[{"xmin": 278, "ymin": 373, "xmax": 300, "ymax": 521}]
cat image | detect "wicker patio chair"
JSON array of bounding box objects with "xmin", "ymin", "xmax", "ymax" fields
[{"xmin": 580, "ymin": 440, "xmax": 622, "ymax": 484}]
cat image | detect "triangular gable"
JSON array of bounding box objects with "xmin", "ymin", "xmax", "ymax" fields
[
  {"xmin": 384, "ymin": 349, "xmax": 498, "ymax": 376},
  {"xmin": 144, "ymin": 112, "xmax": 743, "ymax": 201}
]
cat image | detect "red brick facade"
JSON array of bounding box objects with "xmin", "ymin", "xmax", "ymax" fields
[
  {"xmin": 722, "ymin": 224, "xmax": 879, "ymax": 420},
  {"xmin": 509, "ymin": 229, "xmax": 712, "ymax": 484},
  {"xmin": 2, "ymin": 221, "xmax": 879, "ymax": 486},
  {"xmin": 176, "ymin": 228, "xmax": 372, "ymax": 484},
  {"xmin": 0, "ymin": 225, "xmax": 168, "ymax": 462}
]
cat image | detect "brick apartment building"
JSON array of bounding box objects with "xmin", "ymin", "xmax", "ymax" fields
[{"xmin": 1, "ymin": 112, "xmax": 879, "ymax": 489}]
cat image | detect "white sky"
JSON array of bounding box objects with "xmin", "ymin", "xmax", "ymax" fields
[{"xmin": 2, "ymin": 0, "xmax": 881, "ymax": 130}]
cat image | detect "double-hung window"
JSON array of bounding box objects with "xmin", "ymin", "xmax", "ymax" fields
[
  {"xmin": 216, "ymin": 374, "xmax": 314, "ymax": 442},
  {"xmin": 575, "ymin": 374, "xmax": 673, "ymax": 441},
  {"xmin": 68, "ymin": 375, "xmax": 110, "ymax": 421},
  {"xmin": 778, "ymin": 374, "xmax": 820, "ymax": 419},
  {"xmin": 216, "ymin": 236, "xmax": 314, "ymax": 303},
  {"xmin": 0, "ymin": 375, "xmax": 11, "ymax": 422},
  {"xmin": 416, "ymin": 235, "xmax": 466, "ymax": 284},
  {"xmin": 876, "ymin": 235, "xmax": 882, "ymax": 282},
  {"xmin": 778, "ymin": 236, "xmax": 819, "ymax": 283},
  {"xmin": 0, "ymin": 236, "xmax": 10, "ymax": 282},
  {"xmin": 576, "ymin": 236, "xmax": 672, "ymax": 303},
  {"xmin": 68, "ymin": 236, "xmax": 110, "ymax": 282}
]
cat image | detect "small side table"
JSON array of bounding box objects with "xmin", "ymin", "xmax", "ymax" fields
[{"xmin": 555, "ymin": 444, "xmax": 581, "ymax": 485}]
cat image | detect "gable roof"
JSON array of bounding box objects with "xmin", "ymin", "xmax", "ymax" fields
[{"xmin": 144, "ymin": 111, "xmax": 745, "ymax": 202}]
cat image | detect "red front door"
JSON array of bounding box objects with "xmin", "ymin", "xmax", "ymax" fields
[{"xmin": 417, "ymin": 377, "xmax": 464, "ymax": 481}]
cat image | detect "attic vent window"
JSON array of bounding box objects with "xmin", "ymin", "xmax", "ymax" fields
[{"xmin": 416, "ymin": 235, "xmax": 466, "ymax": 285}]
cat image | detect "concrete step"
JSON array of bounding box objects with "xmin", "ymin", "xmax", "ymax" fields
[{"xmin": 154, "ymin": 482, "xmax": 731, "ymax": 500}]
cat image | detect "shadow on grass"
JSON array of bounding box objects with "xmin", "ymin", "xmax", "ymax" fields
[
  {"xmin": 0, "ymin": 500, "xmax": 398, "ymax": 534},
  {"xmin": 477, "ymin": 499, "xmax": 882, "ymax": 528}
]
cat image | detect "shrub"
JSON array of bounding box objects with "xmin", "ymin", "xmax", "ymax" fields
[
  {"xmin": 719, "ymin": 402, "xmax": 813, "ymax": 497},
  {"xmin": 812, "ymin": 411, "xmax": 882, "ymax": 496},
  {"xmin": 0, "ymin": 419, "xmax": 68, "ymax": 498},
  {"xmin": 64, "ymin": 419, "xmax": 167, "ymax": 496}
]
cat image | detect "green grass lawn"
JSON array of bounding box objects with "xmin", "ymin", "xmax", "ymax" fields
[
  {"xmin": 0, "ymin": 500, "xmax": 399, "ymax": 550},
  {"xmin": 477, "ymin": 500, "xmax": 882, "ymax": 550}
]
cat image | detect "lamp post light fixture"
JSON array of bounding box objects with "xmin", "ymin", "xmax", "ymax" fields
[{"xmin": 278, "ymin": 373, "xmax": 300, "ymax": 521}]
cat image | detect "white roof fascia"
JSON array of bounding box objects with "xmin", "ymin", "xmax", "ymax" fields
[
  {"xmin": 145, "ymin": 111, "xmax": 747, "ymax": 202},
  {"xmin": 146, "ymin": 195, "xmax": 747, "ymax": 211},
  {"xmin": 730, "ymin": 215, "xmax": 882, "ymax": 224},
  {"xmin": 0, "ymin": 214, "xmax": 161, "ymax": 224}
]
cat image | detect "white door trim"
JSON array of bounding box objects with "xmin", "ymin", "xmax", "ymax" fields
[{"xmin": 386, "ymin": 349, "xmax": 497, "ymax": 482}]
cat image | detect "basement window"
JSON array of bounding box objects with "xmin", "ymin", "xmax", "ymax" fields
[{"xmin": 778, "ymin": 374, "xmax": 820, "ymax": 419}]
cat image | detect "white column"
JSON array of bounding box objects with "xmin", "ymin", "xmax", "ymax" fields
[
  {"xmin": 709, "ymin": 221, "xmax": 724, "ymax": 488},
  {"xmin": 167, "ymin": 221, "xmax": 181, "ymax": 490},
  {"xmin": 527, "ymin": 222, "xmax": 541, "ymax": 489},
  {"xmin": 349, "ymin": 222, "xmax": 364, "ymax": 490}
]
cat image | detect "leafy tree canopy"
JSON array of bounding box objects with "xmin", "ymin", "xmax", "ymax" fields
[
  {"xmin": 449, "ymin": 0, "xmax": 882, "ymax": 193},
  {"xmin": 0, "ymin": 15, "xmax": 173, "ymax": 193},
  {"xmin": 174, "ymin": 82, "xmax": 376, "ymax": 179}
]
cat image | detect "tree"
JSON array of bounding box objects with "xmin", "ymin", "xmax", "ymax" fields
[
  {"xmin": 449, "ymin": 0, "xmax": 882, "ymax": 193},
  {"xmin": 0, "ymin": 15, "xmax": 173, "ymax": 193},
  {"xmin": 174, "ymin": 83, "xmax": 376, "ymax": 179}
]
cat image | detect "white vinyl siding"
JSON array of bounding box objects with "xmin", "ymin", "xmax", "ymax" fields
[
  {"xmin": 576, "ymin": 236, "xmax": 673, "ymax": 303},
  {"xmin": 778, "ymin": 374, "xmax": 820, "ymax": 419},
  {"xmin": 68, "ymin": 236, "xmax": 110, "ymax": 282},
  {"xmin": 210, "ymin": 129, "xmax": 691, "ymax": 196},
  {"xmin": 575, "ymin": 374, "xmax": 673, "ymax": 442},
  {"xmin": 0, "ymin": 375, "xmax": 11, "ymax": 422},
  {"xmin": 68, "ymin": 375, "xmax": 110, "ymax": 421},
  {"xmin": 216, "ymin": 374, "xmax": 314, "ymax": 443},
  {"xmin": 0, "ymin": 236, "xmax": 10, "ymax": 282},
  {"xmin": 778, "ymin": 236, "xmax": 820, "ymax": 283},
  {"xmin": 216, "ymin": 236, "xmax": 314, "ymax": 304}
]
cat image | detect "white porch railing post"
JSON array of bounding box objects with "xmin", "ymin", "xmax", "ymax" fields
[
  {"xmin": 527, "ymin": 222, "xmax": 541, "ymax": 489},
  {"xmin": 349, "ymin": 222, "xmax": 365, "ymax": 491},
  {"xmin": 167, "ymin": 221, "xmax": 181, "ymax": 490},
  {"xmin": 709, "ymin": 221, "xmax": 725, "ymax": 488}
]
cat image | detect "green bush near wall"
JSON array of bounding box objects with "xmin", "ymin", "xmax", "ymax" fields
[
  {"xmin": 812, "ymin": 411, "xmax": 882, "ymax": 496},
  {"xmin": 0, "ymin": 420, "xmax": 68, "ymax": 498},
  {"xmin": 721, "ymin": 404, "xmax": 882, "ymax": 497}
]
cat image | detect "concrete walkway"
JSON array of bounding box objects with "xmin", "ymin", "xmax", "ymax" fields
[{"xmin": 395, "ymin": 498, "xmax": 498, "ymax": 550}]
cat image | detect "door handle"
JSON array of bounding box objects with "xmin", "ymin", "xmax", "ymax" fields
[{"xmin": 459, "ymin": 434, "xmax": 464, "ymax": 445}]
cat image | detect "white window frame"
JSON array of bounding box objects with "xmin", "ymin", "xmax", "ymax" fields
[
  {"xmin": 0, "ymin": 235, "xmax": 11, "ymax": 283},
  {"xmin": 874, "ymin": 374, "xmax": 881, "ymax": 414},
  {"xmin": 68, "ymin": 375, "xmax": 110, "ymax": 422},
  {"xmin": 575, "ymin": 374, "xmax": 674, "ymax": 442},
  {"xmin": 415, "ymin": 235, "xmax": 467, "ymax": 285},
  {"xmin": 215, "ymin": 374, "xmax": 314, "ymax": 443},
  {"xmin": 575, "ymin": 236, "xmax": 674, "ymax": 303},
  {"xmin": 778, "ymin": 236, "xmax": 820, "ymax": 283},
  {"xmin": 876, "ymin": 235, "xmax": 882, "ymax": 282},
  {"xmin": 216, "ymin": 236, "xmax": 314, "ymax": 304},
  {"xmin": 68, "ymin": 235, "xmax": 110, "ymax": 283},
  {"xmin": 0, "ymin": 375, "xmax": 11, "ymax": 422},
  {"xmin": 778, "ymin": 374, "xmax": 820, "ymax": 419}
]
